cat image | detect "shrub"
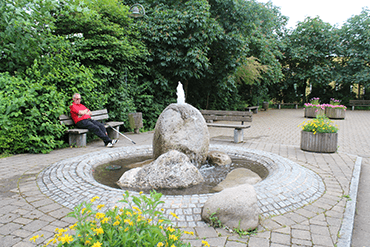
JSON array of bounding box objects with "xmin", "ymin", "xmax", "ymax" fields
[
  {"xmin": 30, "ymin": 190, "xmax": 193, "ymax": 247},
  {"xmin": 0, "ymin": 73, "xmax": 67, "ymax": 154}
]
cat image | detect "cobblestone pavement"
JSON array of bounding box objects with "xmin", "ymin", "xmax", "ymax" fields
[{"xmin": 0, "ymin": 109, "xmax": 369, "ymax": 247}]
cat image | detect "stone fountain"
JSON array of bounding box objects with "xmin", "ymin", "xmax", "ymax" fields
[{"xmin": 117, "ymin": 82, "xmax": 260, "ymax": 230}]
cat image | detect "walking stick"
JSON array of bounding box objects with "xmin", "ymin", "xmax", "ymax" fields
[{"xmin": 107, "ymin": 125, "xmax": 136, "ymax": 145}]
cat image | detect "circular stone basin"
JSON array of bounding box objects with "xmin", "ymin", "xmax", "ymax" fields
[
  {"xmin": 93, "ymin": 156, "xmax": 269, "ymax": 195},
  {"xmin": 38, "ymin": 144, "xmax": 325, "ymax": 220}
]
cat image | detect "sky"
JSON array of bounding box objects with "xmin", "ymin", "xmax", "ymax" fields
[{"xmin": 259, "ymin": 0, "xmax": 369, "ymax": 29}]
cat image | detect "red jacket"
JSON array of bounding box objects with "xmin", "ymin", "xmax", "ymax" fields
[{"xmin": 70, "ymin": 102, "xmax": 91, "ymax": 124}]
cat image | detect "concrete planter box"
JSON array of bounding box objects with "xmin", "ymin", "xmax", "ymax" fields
[
  {"xmin": 325, "ymin": 108, "xmax": 346, "ymax": 119},
  {"xmin": 304, "ymin": 107, "xmax": 325, "ymax": 118},
  {"xmin": 300, "ymin": 131, "xmax": 338, "ymax": 153}
]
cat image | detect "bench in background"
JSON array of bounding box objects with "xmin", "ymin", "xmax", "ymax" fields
[
  {"xmin": 276, "ymin": 102, "xmax": 299, "ymax": 109},
  {"xmin": 349, "ymin": 100, "xmax": 370, "ymax": 110},
  {"xmin": 245, "ymin": 106, "xmax": 259, "ymax": 113},
  {"xmin": 200, "ymin": 110, "xmax": 252, "ymax": 143},
  {"xmin": 59, "ymin": 109, "xmax": 124, "ymax": 147}
]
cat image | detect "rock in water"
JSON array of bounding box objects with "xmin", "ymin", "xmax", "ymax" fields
[
  {"xmin": 207, "ymin": 151, "xmax": 232, "ymax": 166},
  {"xmin": 202, "ymin": 184, "xmax": 259, "ymax": 231},
  {"xmin": 212, "ymin": 168, "xmax": 262, "ymax": 192},
  {"xmin": 117, "ymin": 150, "xmax": 204, "ymax": 190},
  {"xmin": 153, "ymin": 103, "xmax": 209, "ymax": 167}
]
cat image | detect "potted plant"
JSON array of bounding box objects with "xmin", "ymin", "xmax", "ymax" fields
[
  {"xmin": 299, "ymin": 115, "xmax": 338, "ymax": 153},
  {"xmin": 303, "ymin": 97, "xmax": 325, "ymax": 118},
  {"xmin": 322, "ymin": 98, "xmax": 346, "ymax": 119}
]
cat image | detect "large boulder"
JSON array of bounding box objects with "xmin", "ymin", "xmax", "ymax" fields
[
  {"xmin": 117, "ymin": 150, "xmax": 204, "ymax": 190},
  {"xmin": 153, "ymin": 103, "xmax": 209, "ymax": 167},
  {"xmin": 207, "ymin": 151, "xmax": 232, "ymax": 166},
  {"xmin": 202, "ymin": 184, "xmax": 259, "ymax": 231},
  {"xmin": 212, "ymin": 168, "xmax": 262, "ymax": 192}
]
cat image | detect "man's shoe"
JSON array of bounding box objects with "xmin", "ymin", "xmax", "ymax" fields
[
  {"xmin": 106, "ymin": 142, "xmax": 113, "ymax": 148},
  {"xmin": 112, "ymin": 139, "xmax": 119, "ymax": 145}
]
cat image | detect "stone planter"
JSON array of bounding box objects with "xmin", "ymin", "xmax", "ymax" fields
[
  {"xmin": 262, "ymin": 101, "xmax": 269, "ymax": 110},
  {"xmin": 128, "ymin": 112, "xmax": 143, "ymax": 134},
  {"xmin": 300, "ymin": 131, "xmax": 338, "ymax": 153},
  {"xmin": 325, "ymin": 108, "xmax": 345, "ymax": 119},
  {"xmin": 304, "ymin": 107, "xmax": 325, "ymax": 118}
]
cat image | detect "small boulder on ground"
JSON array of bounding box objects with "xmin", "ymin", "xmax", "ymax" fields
[
  {"xmin": 117, "ymin": 150, "xmax": 204, "ymax": 190},
  {"xmin": 207, "ymin": 151, "xmax": 232, "ymax": 166},
  {"xmin": 202, "ymin": 184, "xmax": 259, "ymax": 231}
]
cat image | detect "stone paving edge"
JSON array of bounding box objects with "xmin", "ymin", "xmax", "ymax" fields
[{"xmin": 337, "ymin": 156, "xmax": 362, "ymax": 247}]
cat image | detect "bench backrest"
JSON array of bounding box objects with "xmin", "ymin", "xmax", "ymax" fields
[
  {"xmin": 349, "ymin": 100, "xmax": 370, "ymax": 105},
  {"xmin": 200, "ymin": 110, "xmax": 252, "ymax": 122},
  {"xmin": 59, "ymin": 109, "xmax": 109, "ymax": 126}
]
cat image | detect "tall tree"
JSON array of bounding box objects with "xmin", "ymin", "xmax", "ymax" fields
[
  {"xmin": 279, "ymin": 17, "xmax": 338, "ymax": 103},
  {"xmin": 336, "ymin": 8, "xmax": 370, "ymax": 100}
]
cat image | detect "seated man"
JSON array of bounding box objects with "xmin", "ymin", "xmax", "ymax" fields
[{"xmin": 70, "ymin": 93, "xmax": 118, "ymax": 147}]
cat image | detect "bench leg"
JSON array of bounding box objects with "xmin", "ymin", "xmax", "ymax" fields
[
  {"xmin": 234, "ymin": 129, "xmax": 243, "ymax": 143},
  {"xmin": 69, "ymin": 133, "xmax": 87, "ymax": 147},
  {"xmin": 107, "ymin": 126, "xmax": 120, "ymax": 139},
  {"xmin": 352, "ymin": 106, "xmax": 354, "ymax": 111}
]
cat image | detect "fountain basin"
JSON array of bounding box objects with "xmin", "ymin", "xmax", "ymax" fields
[{"xmin": 38, "ymin": 145, "xmax": 325, "ymax": 225}]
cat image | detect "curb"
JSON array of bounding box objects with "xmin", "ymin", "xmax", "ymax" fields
[{"xmin": 337, "ymin": 156, "xmax": 362, "ymax": 247}]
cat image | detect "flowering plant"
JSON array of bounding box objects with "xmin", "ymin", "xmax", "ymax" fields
[
  {"xmin": 299, "ymin": 115, "xmax": 338, "ymax": 134},
  {"xmin": 29, "ymin": 190, "xmax": 199, "ymax": 247},
  {"xmin": 330, "ymin": 98, "xmax": 341, "ymax": 105},
  {"xmin": 322, "ymin": 103, "xmax": 347, "ymax": 110},
  {"xmin": 303, "ymin": 97, "xmax": 324, "ymax": 109}
]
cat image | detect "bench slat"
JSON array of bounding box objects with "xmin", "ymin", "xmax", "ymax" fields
[
  {"xmin": 201, "ymin": 110, "xmax": 252, "ymax": 116},
  {"xmin": 207, "ymin": 123, "xmax": 251, "ymax": 129},
  {"xmin": 203, "ymin": 116, "xmax": 252, "ymax": 122}
]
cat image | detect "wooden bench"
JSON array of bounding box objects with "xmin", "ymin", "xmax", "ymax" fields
[
  {"xmin": 276, "ymin": 102, "xmax": 299, "ymax": 109},
  {"xmin": 59, "ymin": 109, "xmax": 124, "ymax": 147},
  {"xmin": 349, "ymin": 100, "xmax": 370, "ymax": 110},
  {"xmin": 200, "ymin": 110, "xmax": 252, "ymax": 143},
  {"xmin": 245, "ymin": 106, "xmax": 259, "ymax": 113}
]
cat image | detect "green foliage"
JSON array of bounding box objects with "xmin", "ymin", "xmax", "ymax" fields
[
  {"xmin": 0, "ymin": 0, "xmax": 58, "ymax": 74},
  {"xmin": 336, "ymin": 8, "xmax": 370, "ymax": 100},
  {"xmin": 29, "ymin": 190, "xmax": 191, "ymax": 246},
  {"xmin": 0, "ymin": 73, "xmax": 66, "ymax": 154}
]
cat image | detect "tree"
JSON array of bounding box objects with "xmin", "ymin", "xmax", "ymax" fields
[
  {"xmin": 279, "ymin": 17, "xmax": 338, "ymax": 103},
  {"xmin": 336, "ymin": 8, "xmax": 370, "ymax": 100},
  {"xmin": 0, "ymin": 0, "xmax": 58, "ymax": 74}
]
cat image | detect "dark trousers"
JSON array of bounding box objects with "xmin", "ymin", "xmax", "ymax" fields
[{"xmin": 76, "ymin": 119, "xmax": 112, "ymax": 145}]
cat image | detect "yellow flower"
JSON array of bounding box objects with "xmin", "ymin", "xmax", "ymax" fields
[
  {"xmin": 124, "ymin": 219, "xmax": 133, "ymax": 226},
  {"xmin": 101, "ymin": 217, "xmax": 110, "ymax": 224},
  {"xmin": 170, "ymin": 212, "xmax": 179, "ymax": 219},
  {"xmin": 202, "ymin": 240, "xmax": 210, "ymax": 247},
  {"xmin": 124, "ymin": 227, "xmax": 129, "ymax": 232},
  {"xmin": 126, "ymin": 211, "xmax": 132, "ymax": 216},
  {"xmin": 139, "ymin": 191, "xmax": 143, "ymax": 194},
  {"xmin": 167, "ymin": 226, "xmax": 175, "ymax": 232},
  {"xmin": 133, "ymin": 206, "xmax": 140, "ymax": 212},
  {"xmin": 171, "ymin": 245, "xmax": 176, "ymax": 247},
  {"xmin": 90, "ymin": 196, "xmax": 99, "ymax": 202},
  {"xmin": 184, "ymin": 231, "xmax": 194, "ymax": 235},
  {"xmin": 92, "ymin": 242, "xmax": 102, "ymax": 247},
  {"xmin": 95, "ymin": 212, "xmax": 105, "ymax": 219},
  {"xmin": 29, "ymin": 235, "xmax": 39, "ymax": 242},
  {"xmin": 60, "ymin": 234, "xmax": 73, "ymax": 244},
  {"xmin": 113, "ymin": 220, "xmax": 120, "ymax": 226},
  {"xmin": 97, "ymin": 204, "xmax": 105, "ymax": 210},
  {"xmin": 169, "ymin": 234, "xmax": 178, "ymax": 241},
  {"xmin": 85, "ymin": 240, "xmax": 91, "ymax": 245},
  {"xmin": 69, "ymin": 223, "xmax": 77, "ymax": 230},
  {"xmin": 93, "ymin": 227, "xmax": 104, "ymax": 235},
  {"xmin": 158, "ymin": 219, "xmax": 164, "ymax": 223},
  {"xmin": 157, "ymin": 242, "xmax": 164, "ymax": 247},
  {"xmin": 159, "ymin": 226, "xmax": 163, "ymax": 230}
]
